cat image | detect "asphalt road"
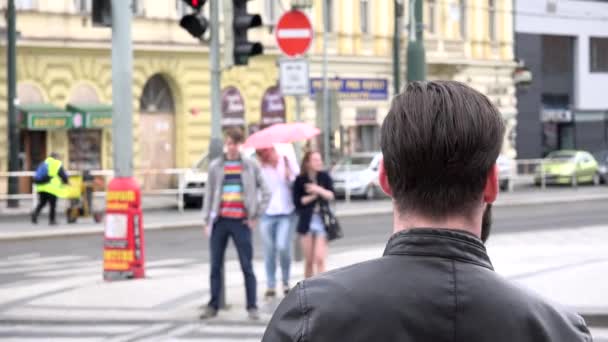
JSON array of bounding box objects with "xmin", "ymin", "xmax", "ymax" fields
[{"xmin": 2, "ymin": 199, "xmax": 608, "ymax": 265}]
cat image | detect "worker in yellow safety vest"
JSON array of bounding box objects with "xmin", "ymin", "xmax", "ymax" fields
[{"xmin": 32, "ymin": 152, "xmax": 69, "ymax": 225}]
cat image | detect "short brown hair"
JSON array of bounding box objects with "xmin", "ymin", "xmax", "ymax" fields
[
  {"xmin": 225, "ymin": 128, "xmax": 244, "ymax": 144},
  {"xmin": 381, "ymin": 81, "xmax": 505, "ymax": 219}
]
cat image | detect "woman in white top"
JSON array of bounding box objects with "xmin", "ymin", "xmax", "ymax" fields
[{"xmin": 256, "ymin": 147, "xmax": 300, "ymax": 298}]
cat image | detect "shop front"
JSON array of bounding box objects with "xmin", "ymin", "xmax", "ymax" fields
[{"xmin": 309, "ymin": 77, "xmax": 389, "ymax": 155}]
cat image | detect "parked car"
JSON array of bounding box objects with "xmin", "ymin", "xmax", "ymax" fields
[
  {"xmin": 331, "ymin": 152, "xmax": 383, "ymax": 200},
  {"xmin": 534, "ymin": 150, "xmax": 600, "ymax": 186},
  {"xmin": 593, "ymin": 150, "xmax": 608, "ymax": 183},
  {"xmin": 181, "ymin": 154, "xmax": 209, "ymax": 208},
  {"xmin": 497, "ymin": 154, "xmax": 515, "ymax": 191}
]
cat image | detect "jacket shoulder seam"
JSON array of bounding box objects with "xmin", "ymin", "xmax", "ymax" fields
[
  {"xmin": 296, "ymin": 282, "xmax": 309, "ymax": 342},
  {"xmin": 451, "ymin": 260, "xmax": 459, "ymax": 342}
]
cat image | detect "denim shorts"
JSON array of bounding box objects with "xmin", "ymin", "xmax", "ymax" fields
[{"xmin": 309, "ymin": 213, "xmax": 326, "ymax": 236}]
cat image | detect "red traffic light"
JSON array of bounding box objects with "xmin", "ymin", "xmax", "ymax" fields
[{"xmin": 183, "ymin": 0, "xmax": 206, "ymax": 10}]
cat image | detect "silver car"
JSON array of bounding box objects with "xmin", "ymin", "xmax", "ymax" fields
[{"xmin": 331, "ymin": 153, "xmax": 383, "ymax": 200}]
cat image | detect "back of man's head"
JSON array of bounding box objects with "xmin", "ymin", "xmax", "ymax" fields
[{"xmin": 381, "ymin": 81, "xmax": 505, "ymax": 220}]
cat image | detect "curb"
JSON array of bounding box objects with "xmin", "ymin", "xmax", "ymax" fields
[{"xmin": 2, "ymin": 194, "xmax": 608, "ymax": 241}]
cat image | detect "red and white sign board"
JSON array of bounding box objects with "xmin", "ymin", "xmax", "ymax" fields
[{"xmin": 275, "ymin": 10, "xmax": 313, "ymax": 57}]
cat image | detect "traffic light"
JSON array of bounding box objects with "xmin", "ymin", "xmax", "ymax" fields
[
  {"xmin": 232, "ymin": 0, "xmax": 263, "ymax": 66},
  {"xmin": 92, "ymin": 0, "xmax": 112, "ymax": 27},
  {"xmin": 179, "ymin": 0, "xmax": 209, "ymax": 39}
]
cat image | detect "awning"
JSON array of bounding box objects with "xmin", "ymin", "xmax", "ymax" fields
[
  {"xmin": 66, "ymin": 103, "xmax": 113, "ymax": 128},
  {"xmin": 18, "ymin": 104, "xmax": 73, "ymax": 130}
]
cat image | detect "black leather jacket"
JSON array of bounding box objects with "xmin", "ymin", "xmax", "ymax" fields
[{"xmin": 263, "ymin": 228, "xmax": 592, "ymax": 342}]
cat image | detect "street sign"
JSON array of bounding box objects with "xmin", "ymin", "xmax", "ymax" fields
[
  {"xmin": 275, "ymin": 10, "xmax": 313, "ymax": 57},
  {"xmin": 279, "ymin": 58, "xmax": 310, "ymax": 96}
]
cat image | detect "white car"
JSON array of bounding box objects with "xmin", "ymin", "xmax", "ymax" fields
[
  {"xmin": 181, "ymin": 154, "xmax": 209, "ymax": 208},
  {"xmin": 331, "ymin": 152, "xmax": 383, "ymax": 200},
  {"xmin": 497, "ymin": 154, "xmax": 516, "ymax": 191}
]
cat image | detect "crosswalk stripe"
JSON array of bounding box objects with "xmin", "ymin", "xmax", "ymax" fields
[
  {"xmin": 0, "ymin": 324, "xmax": 137, "ymax": 334},
  {"xmin": 104, "ymin": 323, "xmax": 173, "ymax": 342},
  {"xmin": 5, "ymin": 253, "xmax": 41, "ymax": 261},
  {"xmin": 177, "ymin": 339, "xmax": 262, "ymax": 342},
  {"xmin": 0, "ymin": 261, "xmax": 98, "ymax": 275},
  {"xmin": 0, "ymin": 255, "xmax": 88, "ymax": 267},
  {"xmin": 146, "ymin": 259, "xmax": 198, "ymax": 268},
  {"xmin": 197, "ymin": 324, "xmax": 267, "ymax": 335},
  {"xmin": 165, "ymin": 323, "xmax": 199, "ymax": 337},
  {"xmin": 31, "ymin": 266, "xmax": 101, "ymax": 278},
  {"xmin": 1, "ymin": 338, "xmax": 101, "ymax": 342}
]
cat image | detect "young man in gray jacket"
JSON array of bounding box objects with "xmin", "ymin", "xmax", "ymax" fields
[
  {"xmin": 201, "ymin": 128, "xmax": 271, "ymax": 320},
  {"xmin": 263, "ymin": 81, "xmax": 591, "ymax": 341}
]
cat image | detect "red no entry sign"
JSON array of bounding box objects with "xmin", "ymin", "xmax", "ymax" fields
[{"xmin": 275, "ymin": 10, "xmax": 313, "ymax": 57}]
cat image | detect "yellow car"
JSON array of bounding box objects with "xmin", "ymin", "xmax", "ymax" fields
[{"xmin": 535, "ymin": 150, "xmax": 600, "ymax": 186}]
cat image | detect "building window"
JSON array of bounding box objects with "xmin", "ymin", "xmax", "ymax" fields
[
  {"xmin": 176, "ymin": 0, "xmax": 190, "ymax": 17},
  {"xmin": 69, "ymin": 130, "xmax": 102, "ymax": 171},
  {"xmin": 132, "ymin": 0, "xmax": 145, "ymax": 16},
  {"xmin": 360, "ymin": 0, "xmax": 369, "ymax": 34},
  {"xmin": 324, "ymin": 0, "xmax": 333, "ymax": 32},
  {"xmin": 15, "ymin": 0, "xmax": 36, "ymax": 10},
  {"xmin": 428, "ymin": 0, "xmax": 437, "ymax": 35},
  {"xmin": 265, "ymin": 0, "xmax": 277, "ymax": 25},
  {"xmin": 74, "ymin": 0, "xmax": 91, "ymax": 13},
  {"xmin": 590, "ymin": 37, "xmax": 608, "ymax": 72},
  {"xmin": 459, "ymin": 0, "xmax": 467, "ymax": 39},
  {"xmin": 488, "ymin": 0, "xmax": 497, "ymax": 42}
]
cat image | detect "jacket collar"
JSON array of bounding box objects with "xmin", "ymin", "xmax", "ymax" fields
[{"xmin": 383, "ymin": 228, "xmax": 494, "ymax": 270}]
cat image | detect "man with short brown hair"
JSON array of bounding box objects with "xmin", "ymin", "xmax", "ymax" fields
[
  {"xmin": 262, "ymin": 81, "xmax": 591, "ymax": 341},
  {"xmin": 201, "ymin": 128, "xmax": 271, "ymax": 320}
]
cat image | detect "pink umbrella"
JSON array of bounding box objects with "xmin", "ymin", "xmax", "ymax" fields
[{"xmin": 243, "ymin": 122, "xmax": 321, "ymax": 149}]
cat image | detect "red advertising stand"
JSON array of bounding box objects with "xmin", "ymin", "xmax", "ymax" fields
[{"xmin": 103, "ymin": 177, "xmax": 145, "ymax": 281}]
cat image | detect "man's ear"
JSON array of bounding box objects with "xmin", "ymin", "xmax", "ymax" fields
[
  {"xmin": 379, "ymin": 158, "xmax": 393, "ymax": 197},
  {"xmin": 484, "ymin": 164, "xmax": 499, "ymax": 204}
]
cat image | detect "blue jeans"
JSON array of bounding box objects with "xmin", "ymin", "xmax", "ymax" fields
[
  {"xmin": 260, "ymin": 214, "xmax": 294, "ymax": 289},
  {"xmin": 208, "ymin": 218, "xmax": 257, "ymax": 310}
]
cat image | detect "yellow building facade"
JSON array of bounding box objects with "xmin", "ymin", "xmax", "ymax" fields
[
  {"xmin": 0, "ymin": 0, "xmax": 517, "ymax": 194},
  {"xmin": 301, "ymin": 0, "xmax": 517, "ymax": 156},
  {"xmin": 0, "ymin": 0, "xmax": 287, "ymax": 194}
]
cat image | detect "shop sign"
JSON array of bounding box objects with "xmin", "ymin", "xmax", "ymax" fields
[
  {"xmin": 541, "ymin": 108, "xmax": 572, "ymax": 123},
  {"xmin": 356, "ymin": 108, "xmax": 378, "ymax": 125},
  {"xmin": 221, "ymin": 86, "xmax": 246, "ymax": 127},
  {"xmin": 86, "ymin": 112, "xmax": 113, "ymax": 128},
  {"xmin": 310, "ymin": 78, "xmax": 389, "ymax": 101},
  {"xmin": 27, "ymin": 112, "xmax": 73, "ymax": 130},
  {"xmin": 261, "ymin": 86, "xmax": 286, "ymax": 127}
]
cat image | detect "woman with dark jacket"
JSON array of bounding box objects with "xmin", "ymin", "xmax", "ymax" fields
[{"xmin": 293, "ymin": 151, "xmax": 335, "ymax": 278}]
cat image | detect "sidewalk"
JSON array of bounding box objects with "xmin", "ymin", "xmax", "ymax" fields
[
  {"xmin": 0, "ymin": 225, "xmax": 606, "ymax": 329},
  {"xmin": 1, "ymin": 186, "xmax": 608, "ymax": 240}
]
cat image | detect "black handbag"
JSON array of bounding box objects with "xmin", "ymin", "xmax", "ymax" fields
[{"xmin": 320, "ymin": 201, "xmax": 343, "ymax": 241}]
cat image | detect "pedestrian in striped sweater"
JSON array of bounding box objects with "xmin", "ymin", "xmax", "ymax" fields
[{"xmin": 200, "ymin": 128, "xmax": 271, "ymax": 320}]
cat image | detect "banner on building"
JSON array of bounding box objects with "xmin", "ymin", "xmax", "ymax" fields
[
  {"xmin": 310, "ymin": 78, "xmax": 388, "ymax": 101},
  {"xmin": 261, "ymin": 86, "xmax": 287, "ymax": 127},
  {"xmin": 221, "ymin": 86, "xmax": 246, "ymax": 127}
]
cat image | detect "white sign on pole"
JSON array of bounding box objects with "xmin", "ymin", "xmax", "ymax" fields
[{"xmin": 279, "ymin": 58, "xmax": 310, "ymax": 96}]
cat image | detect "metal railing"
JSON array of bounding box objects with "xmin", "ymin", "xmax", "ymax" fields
[
  {"xmin": 0, "ymin": 168, "xmax": 205, "ymax": 213},
  {"xmin": 0, "ymin": 158, "xmax": 602, "ymax": 212}
]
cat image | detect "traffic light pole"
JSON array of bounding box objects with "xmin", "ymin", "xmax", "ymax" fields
[
  {"xmin": 321, "ymin": 0, "xmax": 330, "ymax": 165},
  {"xmin": 6, "ymin": 0, "xmax": 19, "ymax": 208},
  {"xmin": 393, "ymin": 0, "xmax": 403, "ymax": 95},
  {"xmin": 208, "ymin": 0, "xmax": 223, "ymax": 160},
  {"xmin": 406, "ymin": 0, "xmax": 426, "ymax": 82},
  {"xmin": 209, "ymin": 0, "xmax": 227, "ymax": 309},
  {"xmin": 111, "ymin": 0, "xmax": 134, "ymax": 177}
]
